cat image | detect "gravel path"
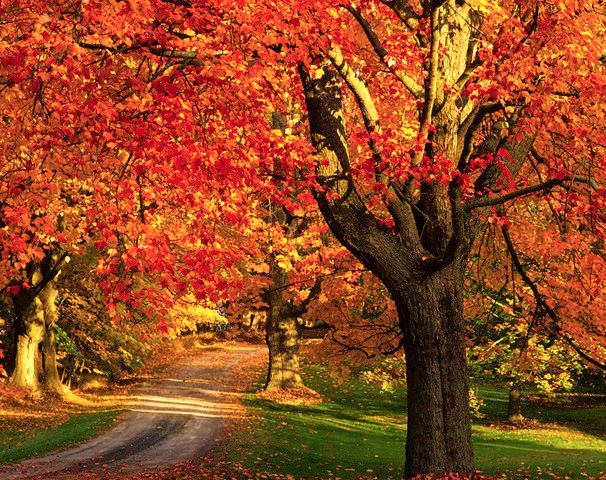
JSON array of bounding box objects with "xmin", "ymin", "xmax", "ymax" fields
[{"xmin": 0, "ymin": 343, "xmax": 264, "ymax": 479}]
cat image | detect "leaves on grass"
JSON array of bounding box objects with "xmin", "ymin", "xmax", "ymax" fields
[{"xmin": 256, "ymin": 386, "xmax": 324, "ymax": 406}]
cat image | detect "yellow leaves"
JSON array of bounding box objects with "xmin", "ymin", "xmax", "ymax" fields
[
  {"xmin": 124, "ymin": 57, "xmax": 139, "ymax": 69},
  {"xmin": 275, "ymin": 254, "xmax": 293, "ymax": 271},
  {"xmin": 197, "ymin": 307, "xmax": 228, "ymax": 325},
  {"xmin": 37, "ymin": 13, "xmax": 51, "ymax": 25},
  {"xmin": 251, "ymin": 263, "xmax": 270, "ymax": 274},
  {"xmin": 467, "ymin": 0, "xmax": 503, "ymax": 15},
  {"xmin": 18, "ymin": 144, "xmax": 29, "ymax": 157},
  {"xmin": 327, "ymin": 7, "xmax": 340, "ymax": 20},
  {"xmin": 400, "ymin": 122, "xmax": 417, "ymax": 140}
]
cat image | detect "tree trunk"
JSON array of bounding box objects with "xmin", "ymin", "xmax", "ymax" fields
[
  {"xmin": 9, "ymin": 289, "xmax": 44, "ymax": 393},
  {"xmin": 3, "ymin": 310, "xmax": 17, "ymax": 377},
  {"xmin": 396, "ymin": 263, "xmax": 474, "ymax": 477},
  {"xmin": 507, "ymin": 383, "xmax": 524, "ymax": 424},
  {"xmin": 40, "ymin": 278, "xmax": 69, "ymax": 396},
  {"xmin": 264, "ymin": 260, "xmax": 303, "ymax": 390},
  {"xmin": 265, "ymin": 313, "xmax": 303, "ymax": 390}
]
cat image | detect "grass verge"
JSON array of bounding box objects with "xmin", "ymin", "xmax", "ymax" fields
[
  {"xmin": 227, "ymin": 362, "xmax": 606, "ymax": 479},
  {"xmin": 0, "ymin": 409, "xmax": 122, "ymax": 465}
]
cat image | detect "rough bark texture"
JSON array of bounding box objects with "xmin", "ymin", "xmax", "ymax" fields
[
  {"xmin": 397, "ymin": 263, "xmax": 473, "ymax": 476},
  {"xmin": 264, "ymin": 259, "xmax": 304, "ymax": 390},
  {"xmin": 265, "ymin": 313, "xmax": 303, "ymax": 390},
  {"xmin": 9, "ymin": 269, "xmax": 44, "ymax": 392},
  {"xmin": 507, "ymin": 384, "xmax": 524, "ymax": 424},
  {"xmin": 40, "ymin": 277, "xmax": 69, "ymax": 396},
  {"xmin": 9, "ymin": 253, "xmax": 70, "ymax": 396}
]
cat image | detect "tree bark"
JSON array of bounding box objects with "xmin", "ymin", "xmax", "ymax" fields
[
  {"xmin": 507, "ymin": 383, "xmax": 524, "ymax": 424},
  {"xmin": 264, "ymin": 260, "xmax": 304, "ymax": 390},
  {"xmin": 396, "ymin": 263, "xmax": 474, "ymax": 477},
  {"xmin": 265, "ymin": 313, "xmax": 303, "ymax": 390},
  {"xmin": 40, "ymin": 277, "xmax": 70, "ymax": 396},
  {"xmin": 9, "ymin": 269, "xmax": 45, "ymax": 393}
]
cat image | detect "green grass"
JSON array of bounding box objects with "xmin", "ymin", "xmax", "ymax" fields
[
  {"xmin": 0, "ymin": 409, "xmax": 122, "ymax": 465},
  {"xmin": 228, "ymin": 363, "xmax": 606, "ymax": 479}
]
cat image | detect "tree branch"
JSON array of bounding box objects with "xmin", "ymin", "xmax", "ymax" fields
[
  {"xmin": 342, "ymin": 5, "xmax": 423, "ymax": 98},
  {"xmin": 412, "ymin": 6, "xmax": 440, "ymax": 167},
  {"xmin": 329, "ymin": 324, "xmax": 404, "ymax": 359},
  {"xmin": 327, "ymin": 45, "xmax": 380, "ymax": 133},
  {"xmin": 327, "ymin": 46, "xmax": 418, "ymax": 240},
  {"xmin": 465, "ymin": 175, "xmax": 599, "ymax": 211},
  {"xmin": 293, "ymin": 277, "xmax": 323, "ymax": 317},
  {"xmin": 455, "ymin": 58, "xmax": 483, "ymax": 90},
  {"xmin": 421, "ymin": 181, "xmax": 467, "ymax": 272},
  {"xmin": 16, "ymin": 251, "xmax": 69, "ymax": 308},
  {"xmin": 78, "ymin": 41, "xmax": 225, "ymax": 67},
  {"xmin": 502, "ymin": 225, "xmax": 606, "ymax": 370},
  {"xmin": 379, "ymin": 0, "xmax": 420, "ymax": 33},
  {"xmin": 457, "ymin": 101, "xmax": 502, "ymax": 171}
]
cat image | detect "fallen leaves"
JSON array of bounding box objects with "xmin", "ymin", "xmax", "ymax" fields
[{"xmin": 256, "ymin": 385, "xmax": 324, "ymax": 406}]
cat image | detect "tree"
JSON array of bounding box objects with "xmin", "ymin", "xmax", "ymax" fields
[
  {"xmin": 0, "ymin": 0, "xmax": 259, "ymax": 393},
  {"xmin": 466, "ymin": 217, "xmax": 603, "ymax": 424},
  {"xmin": 231, "ymin": 0, "xmax": 606, "ymax": 475},
  {"xmin": 225, "ymin": 196, "xmax": 352, "ymax": 391}
]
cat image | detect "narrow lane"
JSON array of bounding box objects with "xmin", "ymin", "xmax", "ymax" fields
[{"xmin": 0, "ymin": 344, "xmax": 264, "ymax": 479}]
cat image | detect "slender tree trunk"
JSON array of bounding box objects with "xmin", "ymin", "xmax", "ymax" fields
[
  {"xmin": 264, "ymin": 259, "xmax": 304, "ymax": 390},
  {"xmin": 395, "ymin": 263, "xmax": 474, "ymax": 477},
  {"xmin": 507, "ymin": 383, "xmax": 524, "ymax": 424}
]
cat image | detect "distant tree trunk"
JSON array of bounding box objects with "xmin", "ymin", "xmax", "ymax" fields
[
  {"xmin": 40, "ymin": 277, "xmax": 69, "ymax": 396},
  {"xmin": 264, "ymin": 259, "xmax": 303, "ymax": 390},
  {"xmin": 3, "ymin": 311, "xmax": 17, "ymax": 377},
  {"xmin": 265, "ymin": 313, "xmax": 303, "ymax": 390},
  {"xmin": 507, "ymin": 383, "xmax": 524, "ymax": 424},
  {"xmin": 9, "ymin": 268, "xmax": 44, "ymax": 393}
]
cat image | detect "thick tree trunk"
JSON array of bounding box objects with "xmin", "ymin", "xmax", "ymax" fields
[
  {"xmin": 264, "ymin": 261, "xmax": 303, "ymax": 390},
  {"xmin": 9, "ymin": 294, "xmax": 44, "ymax": 393},
  {"xmin": 507, "ymin": 383, "xmax": 524, "ymax": 424},
  {"xmin": 396, "ymin": 263, "xmax": 474, "ymax": 477},
  {"xmin": 265, "ymin": 313, "xmax": 303, "ymax": 390},
  {"xmin": 40, "ymin": 278, "xmax": 69, "ymax": 396}
]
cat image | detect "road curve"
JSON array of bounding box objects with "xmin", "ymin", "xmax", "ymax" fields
[{"xmin": 0, "ymin": 343, "xmax": 264, "ymax": 480}]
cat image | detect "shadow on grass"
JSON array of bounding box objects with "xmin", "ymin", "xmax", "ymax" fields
[
  {"xmin": 235, "ymin": 365, "xmax": 606, "ymax": 480},
  {"xmin": 477, "ymin": 385, "xmax": 606, "ymax": 441}
]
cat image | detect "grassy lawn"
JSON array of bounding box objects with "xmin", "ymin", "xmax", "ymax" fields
[
  {"xmin": 229, "ymin": 363, "xmax": 606, "ymax": 479},
  {"xmin": 0, "ymin": 409, "xmax": 122, "ymax": 465}
]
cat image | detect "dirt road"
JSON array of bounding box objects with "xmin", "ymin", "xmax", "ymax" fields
[{"xmin": 0, "ymin": 343, "xmax": 264, "ymax": 479}]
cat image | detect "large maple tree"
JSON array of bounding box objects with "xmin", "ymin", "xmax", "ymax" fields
[{"xmin": 226, "ymin": 0, "xmax": 606, "ymax": 476}]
